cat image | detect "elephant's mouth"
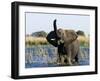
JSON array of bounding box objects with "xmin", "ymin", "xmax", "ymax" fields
[
  {"xmin": 58, "ymin": 39, "xmax": 64, "ymax": 45},
  {"xmin": 50, "ymin": 38, "xmax": 64, "ymax": 46}
]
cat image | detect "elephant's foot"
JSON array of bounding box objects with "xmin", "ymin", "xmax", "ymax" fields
[
  {"xmin": 72, "ymin": 59, "xmax": 79, "ymax": 65},
  {"xmin": 67, "ymin": 57, "xmax": 73, "ymax": 66},
  {"xmin": 57, "ymin": 59, "xmax": 62, "ymax": 65}
]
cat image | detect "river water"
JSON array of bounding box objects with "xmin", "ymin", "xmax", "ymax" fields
[{"xmin": 25, "ymin": 45, "xmax": 89, "ymax": 68}]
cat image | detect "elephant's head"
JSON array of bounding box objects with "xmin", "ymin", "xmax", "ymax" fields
[
  {"xmin": 46, "ymin": 19, "xmax": 78, "ymax": 47},
  {"xmin": 56, "ymin": 29, "xmax": 78, "ymax": 44}
]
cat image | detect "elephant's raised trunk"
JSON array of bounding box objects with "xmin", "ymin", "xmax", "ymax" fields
[
  {"xmin": 53, "ymin": 19, "xmax": 58, "ymax": 46},
  {"xmin": 53, "ymin": 19, "xmax": 57, "ymax": 32}
]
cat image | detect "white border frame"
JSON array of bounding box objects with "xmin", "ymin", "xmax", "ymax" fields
[{"xmin": 19, "ymin": 5, "xmax": 95, "ymax": 76}]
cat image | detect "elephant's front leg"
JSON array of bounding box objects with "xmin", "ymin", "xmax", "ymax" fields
[
  {"xmin": 66, "ymin": 51, "xmax": 72, "ymax": 65},
  {"xmin": 57, "ymin": 53, "xmax": 65, "ymax": 65},
  {"xmin": 67, "ymin": 57, "xmax": 72, "ymax": 65},
  {"xmin": 57, "ymin": 53, "xmax": 61, "ymax": 64},
  {"xmin": 60, "ymin": 55, "xmax": 66, "ymax": 65}
]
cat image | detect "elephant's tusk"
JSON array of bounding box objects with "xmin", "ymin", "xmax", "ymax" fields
[{"xmin": 51, "ymin": 39, "xmax": 55, "ymax": 40}]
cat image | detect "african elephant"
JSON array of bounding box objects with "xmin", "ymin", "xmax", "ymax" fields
[
  {"xmin": 56, "ymin": 29, "xmax": 80, "ymax": 65},
  {"xmin": 46, "ymin": 20, "xmax": 80, "ymax": 65}
]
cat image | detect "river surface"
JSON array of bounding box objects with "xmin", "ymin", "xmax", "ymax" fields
[{"xmin": 25, "ymin": 45, "xmax": 89, "ymax": 68}]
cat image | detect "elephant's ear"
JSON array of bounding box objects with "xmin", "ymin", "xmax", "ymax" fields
[{"xmin": 64, "ymin": 30, "xmax": 78, "ymax": 43}]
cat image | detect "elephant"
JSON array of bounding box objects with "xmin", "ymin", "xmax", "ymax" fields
[
  {"xmin": 56, "ymin": 29, "xmax": 80, "ymax": 65},
  {"xmin": 46, "ymin": 20, "xmax": 80, "ymax": 65}
]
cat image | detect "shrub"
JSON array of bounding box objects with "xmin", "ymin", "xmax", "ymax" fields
[{"xmin": 77, "ymin": 36, "xmax": 89, "ymax": 47}]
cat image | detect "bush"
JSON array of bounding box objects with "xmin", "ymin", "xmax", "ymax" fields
[
  {"xmin": 76, "ymin": 30, "xmax": 85, "ymax": 36},
  {"xmin": 77, "ymin": 36, "xmax": 89, "ymax": 47}
]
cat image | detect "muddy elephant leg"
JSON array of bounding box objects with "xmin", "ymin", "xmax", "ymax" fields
[
  {"xmin": 72, "ymin": 50, "xmax": 80, "ymax": 65},
  {"xmin": 57, "ymin": 53, "xmax": 61, "ymax": 64},
  {"xmin": 66, "ymin": 57, "xmax": 72, "ymax": 65},
  {"xmin": 57, "ymin": 53, "xmax": 65, "ymax": 65},
  {"xmin": 60, "ymin": 55, "xmax": 66, "ymax": 65},
  {"xmin": 75, "ymin": 54, "xmax": 78, "ymax": 62}
]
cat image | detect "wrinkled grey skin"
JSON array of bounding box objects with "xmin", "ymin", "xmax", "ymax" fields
[{"xmin": 56, "ymin": 29, "xmax": 80, "ymax": 65}]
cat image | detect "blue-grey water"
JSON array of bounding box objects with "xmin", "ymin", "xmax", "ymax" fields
[{"xmin": 25, "ymin": 45, "xmax": 89, "ymax": 68}]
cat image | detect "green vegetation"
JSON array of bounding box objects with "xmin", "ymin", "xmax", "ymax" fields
[
  {"xmin": 76, "ymin": 30, "xmax": 85, "ymax": 36},
  {"xmin": 31, "ymin": 31, "xmax": 47, "ymax": 37}
]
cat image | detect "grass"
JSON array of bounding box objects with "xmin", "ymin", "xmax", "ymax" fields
[
  {"xmin": 26, "ymin": 35, "xmax": 89, "ymax": 47},
  {"xmin": 25, "ymin": 36, "xmax": 49, "ymax": 46},
  {"xmin": 77, "ymin": 35, "xmax": 89, "ymax": 47}
]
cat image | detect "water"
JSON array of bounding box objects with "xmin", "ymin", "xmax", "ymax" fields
[
  {"xmin": 25, "ymin": 45, "xmax": 89, "ymax": 68},
  {"xmin": 79, "ymin": 47, "xmax": 89, "ymax": 65}
]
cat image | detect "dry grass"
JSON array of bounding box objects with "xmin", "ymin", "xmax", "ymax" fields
[
  {"xmin": 25, "ymin": 36, "xmax": 49, "ymax": 45},
  {"xmin": 26, "ymin": 35, "xmax": 89, "ymax": 47},
  {"xmin": 77, "ymin": 35, "xmax": 89, "ymax": 47}
]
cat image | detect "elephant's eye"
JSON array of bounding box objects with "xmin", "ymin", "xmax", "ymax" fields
[
  {"xmin": 58, "ymin": 31, "xmax": 61, "ymax": 34},
  {"xmin": 57, "ymin": 31, "xmax": 61, "ymax": 36}
]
